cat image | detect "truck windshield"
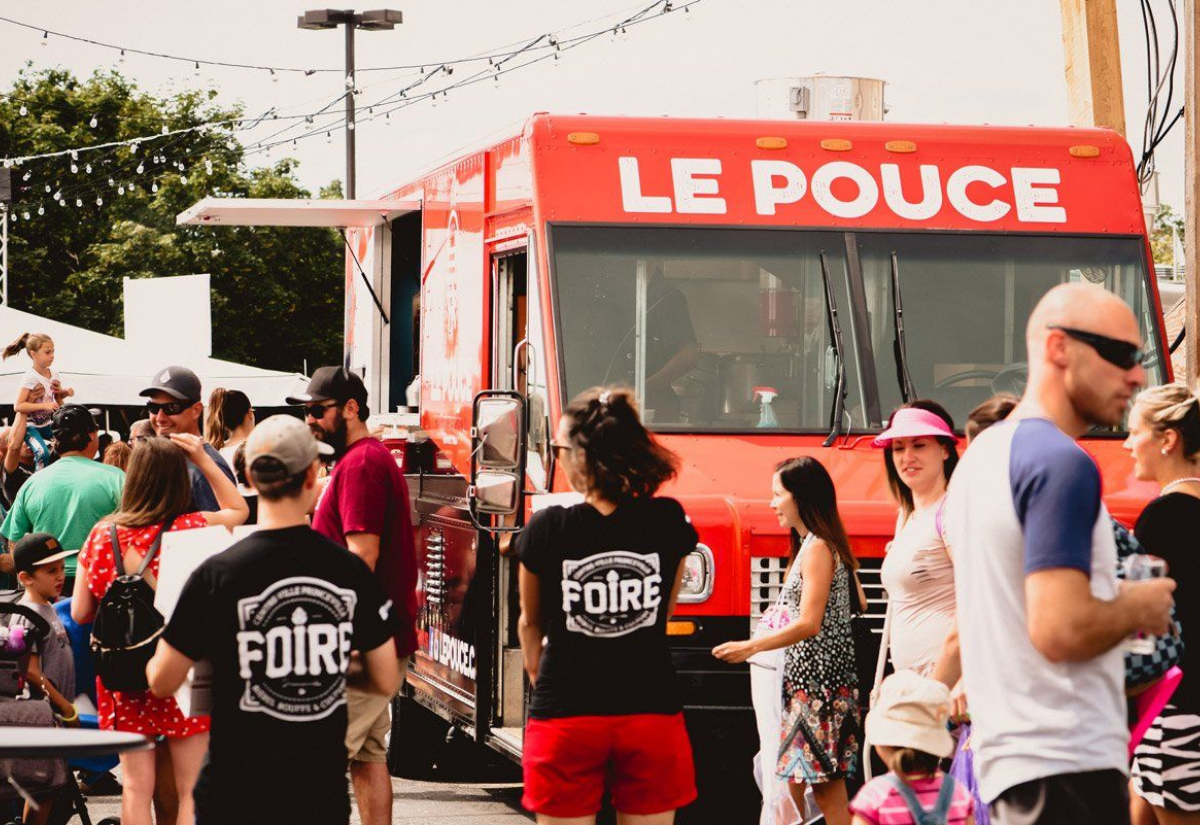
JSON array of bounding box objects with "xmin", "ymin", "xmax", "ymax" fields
[
  {"xmin": 550, "ymin": 225, "xmax": 868, "ymax": 432},
  {"xmin": 549, "ymin": 226, "xmax": 1165, "ymax": 434},
  {"xmin": 856, "ymin": 232, "xmax": 1165, "ymax": 428}
]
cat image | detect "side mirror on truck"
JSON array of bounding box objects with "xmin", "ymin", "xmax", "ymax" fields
[{"xmin": 468, "ymin": 391, "xmax": 527, "ymax": 531}]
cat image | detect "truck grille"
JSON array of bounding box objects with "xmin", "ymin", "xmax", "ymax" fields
[{"xmin": 749, "ymin": 556, "xmax": 886, "ymax": 636}]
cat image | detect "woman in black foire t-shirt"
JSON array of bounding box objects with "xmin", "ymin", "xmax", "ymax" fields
[
  {"xmin": 515, "ymin": 386, "xmax": 698, "ymax": 823},
  {"xmin": 1123, "ymin": 382, "xmax": 1200, "ymax": 821}
]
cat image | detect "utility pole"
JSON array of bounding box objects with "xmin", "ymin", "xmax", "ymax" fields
[
  {"xmin": 298, "ymin": 9, "xmax": 402, "ymax": 199},
  {"xmin": 1059, "ymin": 0, "xmax": 1127, "ymax": 136},
  {"xmin": 1186, "ymin": 0, "xmax": 1199, "ymax": 381}
]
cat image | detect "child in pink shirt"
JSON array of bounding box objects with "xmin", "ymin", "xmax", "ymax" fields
[{"xmin": 851, "ymin": 671, "xmax": 974, "ymax": 825}]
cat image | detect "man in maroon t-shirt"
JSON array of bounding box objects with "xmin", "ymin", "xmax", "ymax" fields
[{"xmin": 288, "ymin": 366, "xmax": 417, "ymax": 825}]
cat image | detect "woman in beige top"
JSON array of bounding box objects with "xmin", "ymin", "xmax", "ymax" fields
[{"xmin": 873, "ymin": 401, "xmax": 960, "ymax": 678}]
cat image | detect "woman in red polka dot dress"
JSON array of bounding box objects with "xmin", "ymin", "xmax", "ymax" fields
[{"xmin": 73, "ymin": 434, "xmax": 248, "ymax": 825}]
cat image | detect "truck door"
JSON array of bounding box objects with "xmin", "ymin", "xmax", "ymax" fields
[{"xmin": 486, "ymin": 238, "xmax": 552, "ymax": 757}]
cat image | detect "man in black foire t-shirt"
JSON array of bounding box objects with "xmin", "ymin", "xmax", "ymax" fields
[{"xmin": 148, "ymin": 416, "xmax": 401, "ymax": 825}]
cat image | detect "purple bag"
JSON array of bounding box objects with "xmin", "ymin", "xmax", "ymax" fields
[{"xmin": 948, "ymin": 723, "xmax": 989, "ymax": 825}]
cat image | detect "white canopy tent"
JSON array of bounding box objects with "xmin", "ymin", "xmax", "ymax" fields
[{"xmin": 0, "ymin": 275, "xmax": 309, "ymax": 407}]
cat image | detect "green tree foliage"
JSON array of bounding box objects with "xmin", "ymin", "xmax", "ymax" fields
[
  {"xmin": 1150, "ymin": 204, "xmax": 1185, "ymax": 267},
  {"xmin": 0, "ymin": 67, "xmax": 343, "ymax": 372}
]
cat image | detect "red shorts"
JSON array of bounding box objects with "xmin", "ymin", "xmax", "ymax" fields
[{"xmin": 522, "ymin": 712, "xmax": 697, "ymax": 817}]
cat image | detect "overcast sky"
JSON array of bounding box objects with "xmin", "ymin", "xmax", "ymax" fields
[{"xmin": 1, "ymin": 0, "xmax": 1187, "ymax": 212}]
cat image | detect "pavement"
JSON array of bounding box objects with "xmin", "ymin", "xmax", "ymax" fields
[{"xmin": 80, "ymin": 776, "xmax": 533, "ymax": 823}]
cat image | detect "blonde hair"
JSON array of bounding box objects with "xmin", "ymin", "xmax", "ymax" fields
[
  {"xmin": 1136, "ymin": 383, "xmax": 1200, "ymax": 460},
  {"xmin": 2, "ymin": 333, "xmax": 52, "ymax": 361}
]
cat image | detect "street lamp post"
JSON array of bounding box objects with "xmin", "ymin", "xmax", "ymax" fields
[{"xmin": 298, "ymin": 8, "xmax": 402, "ymax": 199}]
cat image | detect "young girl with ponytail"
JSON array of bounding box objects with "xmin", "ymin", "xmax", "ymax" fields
[
  {"xmin": 3, "ymin": 333, "xmax": 73, "ymax": 468},
  {"xmin": 204, "ymin": 388, "xmax": 254, "ymax": 466}
]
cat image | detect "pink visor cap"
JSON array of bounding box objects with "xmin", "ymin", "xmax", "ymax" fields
[{"xmin": 873, "ymin": 407, "xmax": 960, "ymax": 448}]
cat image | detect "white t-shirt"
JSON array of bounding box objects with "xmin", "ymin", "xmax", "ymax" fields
[
  {"xmin": 944, "ymin": 418, "xmax": 1125, "ymax": 803},
  {"xmin": 881, "ymin": 501, "xmax": 956, "ymax": 676},
  {"xmin": 20, "ymin": 368, "xmax": 58, "ymax": 426}
]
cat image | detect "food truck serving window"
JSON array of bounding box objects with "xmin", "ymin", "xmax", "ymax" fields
[{"xmin": 550, "ymin": 225, "xmax": 1165, "ymax": 434}]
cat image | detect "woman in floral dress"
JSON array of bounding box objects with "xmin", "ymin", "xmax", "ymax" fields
[{"xmin": 714, "ymin": 456, "xmax": 862, "ymax": 825}]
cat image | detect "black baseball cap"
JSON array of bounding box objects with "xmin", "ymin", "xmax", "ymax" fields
[
  {"xmin": 50, "ymin": 404, "xmax": 99, "ymax": 440},
  {"xmin": 140, "ymin": 366, "xmax": 202, "ymax": 402},
  {"xmin": 286, "ymin": 366, "xmax": 368, "ymax": 406},
  {"xmin": 12, "ymin": 533, "xmax": 77, "ymax": 575}
]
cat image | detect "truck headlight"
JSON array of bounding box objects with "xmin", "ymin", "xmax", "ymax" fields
[{"xmin": 677, "ymin": 544, "xmax": 714, "ymax": 603}]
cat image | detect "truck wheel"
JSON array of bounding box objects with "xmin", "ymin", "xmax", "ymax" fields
[{"xmin": 387, "ymin": 693, "xmax": 449, "ymax": 780}]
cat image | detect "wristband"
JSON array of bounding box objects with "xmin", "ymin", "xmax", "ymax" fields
[{"xmin": 58, "ymin": 706, "xmax": 78, "ymax": 723}]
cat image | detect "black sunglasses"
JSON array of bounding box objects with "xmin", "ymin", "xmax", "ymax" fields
[
  {"xmin": 304, "ymin": 401, "xmax": 342, "ymax": 419},
  {"xmin": 146, "ymin": 400, "xmax": 194, "ymax": 416},
  {"xmin": 1047, "ymin": 325, "xmax": 1146, "ymax": 370}
]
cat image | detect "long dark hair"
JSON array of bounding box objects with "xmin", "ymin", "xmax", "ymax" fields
[
  {"xmin": 561, "ymin": 386, "xmax": 679, "ymax": 502},
  {"xmin": 884, "ymin": 399, "xmax": 959, "ymax": 517},
  {"xmin": 775, "ymin": 456, "xmax": 857, "ymax": 572}
]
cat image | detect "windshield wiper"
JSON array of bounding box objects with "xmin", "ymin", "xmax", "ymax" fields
[
  {"xmin": 890, "ymin": 251, "xmax": 917, "ymax": 403},
  {"xmin": 820, "ymin": 251, "xmax": 847, "ymax": 447}
]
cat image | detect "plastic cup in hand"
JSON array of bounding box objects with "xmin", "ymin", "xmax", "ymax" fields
[{"xmin": 1124, "ymin": 554, "xmax": 1167, "ymax": 655}]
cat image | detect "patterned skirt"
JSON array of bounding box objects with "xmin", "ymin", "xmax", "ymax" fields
[
  {"xmin": 776, "ymin": 682, "xmax": 860, "ymax": 784},
  {"xmin": 1132, "ymin": 704, "xmax": 1200, "ymax": 812}
]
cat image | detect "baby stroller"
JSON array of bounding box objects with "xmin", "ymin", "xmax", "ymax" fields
[{"xmin": 0, "ymin": 598, "xmax": 117, "ymax": 825}]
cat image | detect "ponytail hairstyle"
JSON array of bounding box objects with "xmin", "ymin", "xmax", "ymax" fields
[
  {"xmin": 775, "ymin": 456, "xmax": 858, "ymax": 572},
  {"xmin": 3, "ymin": 332, "xmax": 52, "ymax": 361},
  {"xmin": 1135, "ymin": 382, "xmax": 1200, "ymax": 461},
  {"xmin": 884, "ymin": 747, "xmax": 940, "ymax": 778},
  {"xmin": 205, "ymin": 387, "xmax": 252, "ymax": 449},
  {"xmin": 884, "ymin": 398, "xmax": 959, "ymax": 517},
  {"xmin": 561, "ymin": 386, "xmax": 679, "ymax": 502}
]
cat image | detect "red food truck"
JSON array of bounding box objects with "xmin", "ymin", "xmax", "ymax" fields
[{"xmin": 180, "ymin": 113, "xmax": 1171, "ymax": 814}]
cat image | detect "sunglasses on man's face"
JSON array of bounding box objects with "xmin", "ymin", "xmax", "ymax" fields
[
  {"xmin": 1047, "ymin": 325, "xmax": 1146, "ymax": 370},
  {"xmin": 304, "ymin": 401, "xmax": 341, "ymax": 419},
  {"xmin": 146, "ymin": 400, "xmax": 194, "ymax": 416}
]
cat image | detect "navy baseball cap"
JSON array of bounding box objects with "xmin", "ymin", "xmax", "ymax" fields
[{"xmin": 140, "ymin": 366, "xmax": 202, "ymax": 402}]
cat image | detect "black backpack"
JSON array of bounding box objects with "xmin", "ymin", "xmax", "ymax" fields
[{"xmin": 90, "ymin": 520, "xmax": 171, "ymax": 693}]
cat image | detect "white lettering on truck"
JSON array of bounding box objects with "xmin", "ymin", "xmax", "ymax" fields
[{"xmin": 620, "ymin": 157, "xmax": 1068, "ymax": 224}]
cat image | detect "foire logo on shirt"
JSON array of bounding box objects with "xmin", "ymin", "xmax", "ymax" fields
[
  {"xmin": 561, "ymin": 551, "xmax": 664, "ymax": 638},
  {"xmin": 235, "ymin": 576, "xmax": 357, "ymax": 722}
]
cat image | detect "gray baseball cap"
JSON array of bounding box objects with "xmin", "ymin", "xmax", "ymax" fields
[{"xmin": 245, "ymin": 415, "xmax": 333, "ymax": 474}]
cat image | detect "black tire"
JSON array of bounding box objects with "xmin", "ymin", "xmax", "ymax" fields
[{"xmin": 387, "ymin": 692, "xmax": 450, "ymax": 780}]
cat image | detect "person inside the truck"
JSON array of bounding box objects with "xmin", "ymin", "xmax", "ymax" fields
[
  {"xmin": 515, "ymin": 386, "xmax": 698, "ymax": 824},
  {"xmin": 634, "ymin": 263, "xmax": 700, "ymax": 423}
]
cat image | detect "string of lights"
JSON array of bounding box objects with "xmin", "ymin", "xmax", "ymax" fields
[
  {"xmin": 3, "ymin": 0, "xmax": 700, "ymax": 222},
  {"xmin": 0, "ymin": 0, "xmax": 683, "ymax": 75}
]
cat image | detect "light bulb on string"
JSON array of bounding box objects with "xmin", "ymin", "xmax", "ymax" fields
[
  {"xmin": 108, "ymin": 178, "xmax": 115, "ymax": 187},
  {"xmin": 118, "ymin": 185, "xmax": 125, "ymax": 195},
  {"xmin": 21, "ymin": 212, "xmax": 29, "ymax": 221},
  {"xmin": 70, "ymin": 163, "xmax": 78, "ymax": 174},
  {"xmin": 326, "ymin": 131, "xmax": 332, "ymax": 144},
  {"xmin": 118, "ymin": 49, "xmax": 126, "ymax": 64},
  {"xmin": 385, "ymin": 112, "xmax": 391, "ymax": 126},
  {"xmin": 136, "ymin": 162, "xmax": 144, "ymax": 174},
  {"xmin": 304, "ymin": 116, "xmax": 314, "ymax": 132},
  {"xmin": 152, "ymin": 182, "xmax": 159, "ymax": 193},
  {"xmin": 347, "ymin": 121, "xmax": 355, "ymax": 131},
  {"xmin": 40, "ymin": 31, "xmax": 47, "ymax": 47},
  {"xmin": 85, "ymin": 163, "xmax": 92, "ymax": 174},
  {"xmin": 194, "ymin": 62, "xmax": 201, "ymax": 78},
  {"xmin": 180, "ymin": 175, "xmax": 188, "ymax": 185},
  {"xmin": 270, "ymin": 69, "xmax": 278, "ymax": 83},
  {"xmin": 89, "ymin": 115, "xmax": 98, "ymax": 128},
  {"xmin": 21, "ymin": 171, "xmax": 30, "ymax": 181},
  {"xmin": 75, "ymin": 198, "xmax": 82, "ymax": 207},
  {"xmin": 37, "ymin": 206, "xmax": 44, "ymax": 216},
  {"xmin": 18, "ymin": 105, "xmax": 27, "ymax": 116},
  {"xmin": 96, "ymin": 196, "xmax": 103, "ymax": 206},
  {"xmin": 43, "ymin": 185, "xmax": 50, "ymax": 193},
  {"xmin": 345, "ymin": 73, "xmax": 354, "ymax": 89},
  {"xmin": 205, "ymin": 159, "xmax": 213, "ymax": 175}
]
